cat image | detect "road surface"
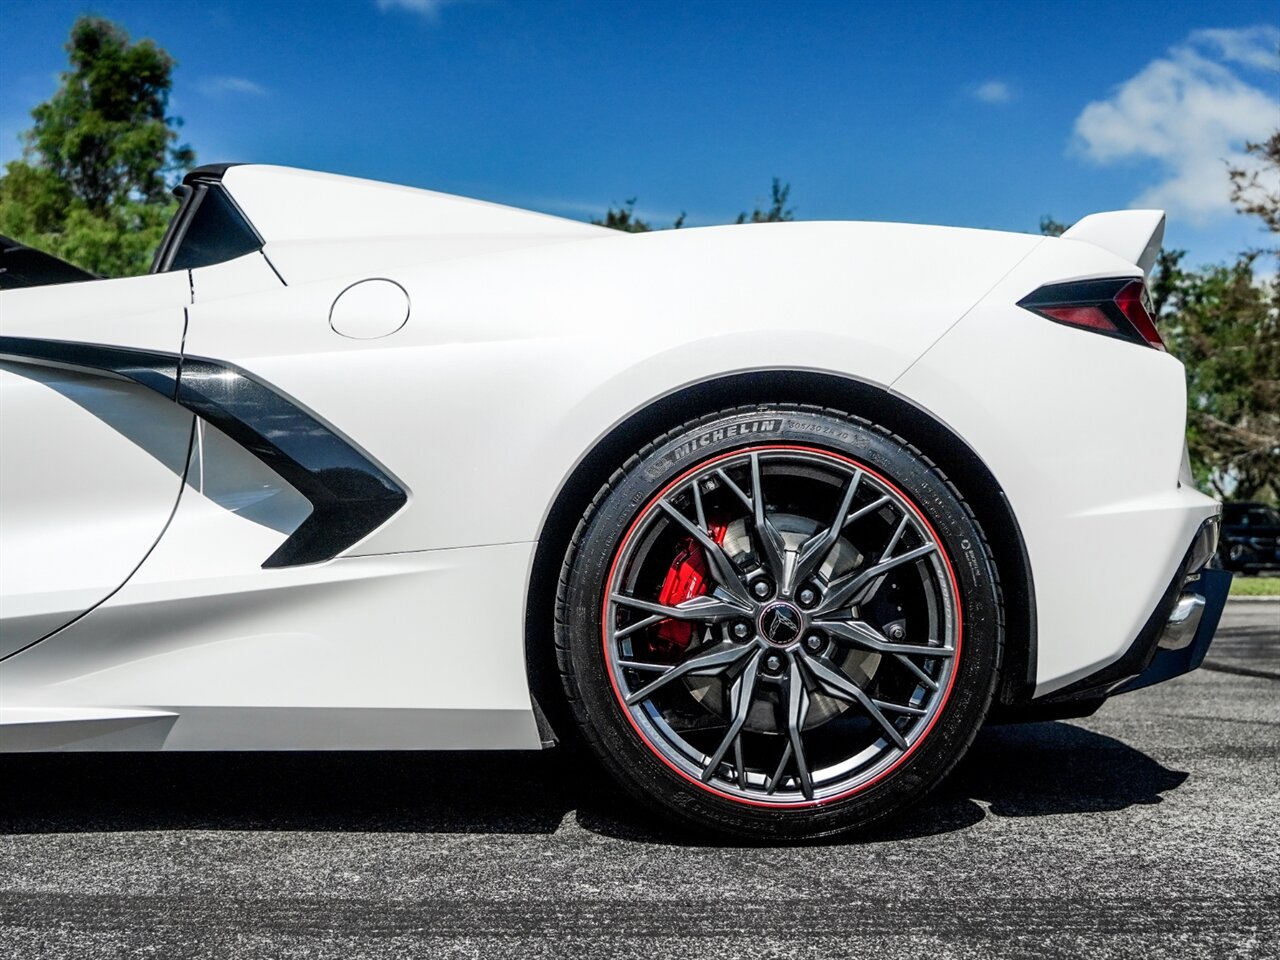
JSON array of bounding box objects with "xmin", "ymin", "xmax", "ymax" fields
[{"xmin": 1, "ymin": 600, "xmax": 1276, "ymax": 958}]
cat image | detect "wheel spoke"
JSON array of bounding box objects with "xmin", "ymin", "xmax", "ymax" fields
[
  {"xmin": 658, "ymin": 499, "xmax": 753, "ymax": 606},
  {"xmin": 615, "ymin": 614, "xmax": 665, "ymax": 639},
  {"xmin": 615, "ymin": 659, "xmax": 671, "ymax": 673},
  {"xmin": 813, "ymin": 542, "xmax": 938, "ymax": 615},
  {"xmin": 783, "ymin": 655, "xmax": 814, "ymax": 798},
  {"xmin": 890, "ymin": 652, "xmax": 940, "ymax": 692},
  {"xmin": 881, "ymin": 514, "xmax": 910, "ymax": 560},
  {"xmin": 816, "ymin": 618, "xmax": 954, "ymax": 658},
  {"xmin": 843, "ymin": 494, "xmax": 892, "ymax": 527},
  {"xmin": 714, "ymin": 467, "xmax": 754, "ymax": 511},
  {"xmin": 750, "ymin": 453, "xmax": 790, "ymax": 587},
  {"xmin": 611, "ymin": 591, "xmax": 749, "ymax": 624},
  {"xmin": 801, "ymin": 651, "xmax": 909, "ymax": 750},
  {"xmin": 766, "ymin": 741, "xmax": 793, "ymax": 795},
  {"xmin": 873, "ymin": 699, "xmax": 928, "ymax": 716},
  {"xmin": 791, "ymin": 469, "xmax": 862, "ymax": 589},
  {"xmin": 849, "ymin": 516, "xmax": 911, "ymax": 602},
  {"xmin": 624, "ymin": 641, "xmax": 755, "ymax": 706},
  {"xmin": 701, "ymin": 651, "xmax": 763, "ymax": 782},
  {"xmin": 692, "ymin": 477, "xmax": 709, "ymax": 530}
]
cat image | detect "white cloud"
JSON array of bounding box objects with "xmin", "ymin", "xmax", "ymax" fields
[
  {"xmin": 198, "ymin": 76, "xmax": 268, "ymax": 97},
  {"xmin": 375, "ymin": 0, "xmax": 457, "ymax": 19},
  {"xmin": 1188, "ymin": 25, "xmax": 1280, "ymax": 71},
  {"xmin": 1073, "ymin": 27, "xmax": 1280, "ymax": 224},
  {"xmin": 973, "ymin": 80, "xmax": 1013, "ymax": 104}
]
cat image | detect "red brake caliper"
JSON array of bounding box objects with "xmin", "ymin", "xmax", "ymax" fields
[{"xmin": 653, "ymin": 523, "xmax": 728, "ymax": 656}]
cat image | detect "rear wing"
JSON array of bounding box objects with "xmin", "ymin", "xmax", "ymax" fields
[
  {"xmin": 1061, "ymin": 210, "xmax": 1165, "ymax": 279},
  {"xmin": 0, "ymin": 235, "xmax": 98, "ymax": 290}
]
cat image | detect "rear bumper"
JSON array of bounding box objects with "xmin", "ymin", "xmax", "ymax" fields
[
  {"xmin": 1035, "ymin": 517, "xmax": 1229, "ymax": 703},
  {"xmin": 987, "ymin": 557, "xmax": 1231, "ymax": 724},
  {"xmin": 1114, "ymin": 567, "xmax": 1230, "ymax": 694}
]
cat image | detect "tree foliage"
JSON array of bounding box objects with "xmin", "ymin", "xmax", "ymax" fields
[
  {"xmin": 591, "ymin": 198, "xmax": 684, "ymax": 233},
  {"xmin": 1167, "ymin": 130, "xmax": 1280, "ymax": 503},
  {"xmin": 1160, "ymin": 250, "xmax": 1278, "ymax": 501},
  {"xmin": 594, "ymin": 178, "xmax": 793, "ymax": 233},
  {"xmin": 1038, "ymin": 215, "xmax": 1068, "ymax": 238},
  {"xmin": 0, "ymin": 17, "xmax": 194, "ymax": 277},
  {"xmin": 736, "ymin": 178, "xmax": 794, "ymax": 224},
  {"xmin": 1228, "ymin": 132, "xmax": 1280, "ymax": 239}
]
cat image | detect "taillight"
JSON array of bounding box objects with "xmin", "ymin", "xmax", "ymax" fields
[
  {"xmin": 1112, "ymin": 279, "xmax": 1164, "ymax": 349},
  {"xmin": 1017, "ymin": 277, "xmax": 1165, "ymax": 350}
]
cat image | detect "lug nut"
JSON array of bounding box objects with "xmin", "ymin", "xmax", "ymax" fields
[
  {"xmin": 805, "ymin": 632, "xmax": 824, "ymax": 652},
  {"xmin": 797, "ymin": 586, "xmax": 818, "ymax": 608},
  {"xmin": 752, "ymin": 579, "xmax": 774, "ymax": 600},
  {"xmin": 764, "ymin": 655, "xmax": 783, "ymax": 673},
  {"xmin": 888, "ymin": 624, "xmax": 906, "ymax": 640},
  {"xmin": 732, "ymin": 621, "xmax": 752, "ymax": 640}
]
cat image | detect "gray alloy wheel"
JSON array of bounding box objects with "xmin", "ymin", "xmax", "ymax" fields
[{"xmin": 602, "ymin": 445, "xmax": 961, "ymax": 805}]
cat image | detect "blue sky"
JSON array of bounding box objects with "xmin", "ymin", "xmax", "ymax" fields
[{"xmin": 3, "ymin": 0, "xmax": 1277, "ymax": 266}]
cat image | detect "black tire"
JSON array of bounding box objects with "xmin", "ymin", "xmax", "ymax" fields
[{"xmin": 555, "ymin": 404, "xmax": 1002, "ymax": 840}]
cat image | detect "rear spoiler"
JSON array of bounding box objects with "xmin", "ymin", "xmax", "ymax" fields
[
  {"xmin": 0, "ymin": 235, "xmax": 98, "ymax": 290},
  {"xmin": 1061, "ymin": 210, "xmax": 1165, "ymax": 280}
]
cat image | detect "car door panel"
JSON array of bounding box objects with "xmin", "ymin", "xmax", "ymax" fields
[{"xmin": 0, "ymin": 278, "xmax": 192, "ymax": 657}]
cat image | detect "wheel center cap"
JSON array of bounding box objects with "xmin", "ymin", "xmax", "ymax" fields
[{"xmin": 759, "ymin": 601, "xmax": 803, "ymax": 647}]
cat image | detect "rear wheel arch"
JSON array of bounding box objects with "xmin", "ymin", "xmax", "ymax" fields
[{"xmin": 523, "ymin": 370, "xmax": 1037, "ymax": 745}]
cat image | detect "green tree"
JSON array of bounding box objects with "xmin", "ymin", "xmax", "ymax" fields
[
  {"xmin": 0, "ymin": 16, "xmax": 194, "ymax": 277},
  {"xmin": 592, "ymin": 199, "xmax": 684, "ymax": 233},
  {"xmin": 1160, "ymin": 251, "xmax": 1278, "ymax": 501},
  {"xmin": 1228, "ymin": 132, "xmax": 1280, "ymax": 240},
  {"xmin": 1038, "ymin": 215, "xmax": 1068, "ymax": 238},
  {"xmin": 1165, "ymin": 129, "xmax": 1280, "ymax": 503},
  {"xmin": 593, "ymin": 179, "xmax": 793, "ymax": 233},
  {"xmin": 736, "ymin": 178, "xmax": 794, "ymax": 224}
]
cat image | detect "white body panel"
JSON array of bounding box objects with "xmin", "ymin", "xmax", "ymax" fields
[
  {"xmin": 0, "ymin": 268, "xmax": 189, "ymax": 348},
  {"xmin": 0, "ymin": 417, "xmax": 541, "ymax": 750},
  {"xmin": 0, "ymin": 269, "xmax": 194, "ymax": 658},
  {"xmin": 0, "ymin": 165, "xmax": 1216, "ymax": 750},
  {"xmin": 0, "ymin": 365, "xmax": 192, "ymax": 655},
  {"xmin": 223, "ymin": 164, "xmax": 605, "ymax": 243},
  {"xmin": 895, "ymin": 237, "xmax": 1217, "ymax": 692},
  {"xmin": 183, "ymin": 219, "xmax": 1041, "ymax": 555},
  {"xmin": 223, "ymin": 164, "xmax": 606, "ymax": 286}
]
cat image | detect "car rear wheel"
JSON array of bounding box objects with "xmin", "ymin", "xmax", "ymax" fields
[{"xmin": 556, "ymin": 404, "xmax": 1002, "ymax": 839}]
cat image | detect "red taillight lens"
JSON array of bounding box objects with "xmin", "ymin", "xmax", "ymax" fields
[
  {"xmin": 1113, "ymin": 279, "xmax": 1165, "ymax": 350},
  {"xmin": 1017, "ymin": 277, "xmax": 1165, "ymax": 350},
  {"xmin": 1038, "ymin": 305, "xmax": 1119, "ymax": 333}
]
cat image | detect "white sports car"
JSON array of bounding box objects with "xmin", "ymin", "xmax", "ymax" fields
[{"xmin": 0, "ymin": 164, "xmax": 1229, "ymax": 838}]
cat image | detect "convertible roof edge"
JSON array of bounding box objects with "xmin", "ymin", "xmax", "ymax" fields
[
  {"xmin": 215, "ymin": 163, "xmax": 610, "ymax": 244},
  {"xmin": 183, "ymin": 162, "xmax": 245, "ymax": 183}
]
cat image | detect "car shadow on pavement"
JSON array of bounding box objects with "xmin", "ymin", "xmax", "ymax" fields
[
  {"xmin": 0, "ymin": 721, "xmax": 1187, "ymax": 842},
  {"xmin": 577, "ymin": 720, "xmax": 1191, "ymax": 845}
]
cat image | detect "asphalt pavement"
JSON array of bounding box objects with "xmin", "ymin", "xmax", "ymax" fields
[{"xmin": 1, "ymin": 601, "xmax": 1277, "ymax": 959}]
